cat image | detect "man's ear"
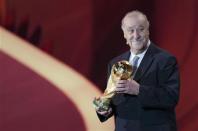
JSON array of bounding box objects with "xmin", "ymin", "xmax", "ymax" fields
[
  {"xmin": 122, "ymin": 33, "xmax": 128, "ymax": 45},
  {"xmin": 122, "ymin": 28, "xmax": 128, "ymax": 45},
  {"xmin": 145, "ymin": 30, "xmax": 149, "ymax": 39},
  {"xmin": 122, "ymin": 30, "xmax": 127, "ymax": 39}
]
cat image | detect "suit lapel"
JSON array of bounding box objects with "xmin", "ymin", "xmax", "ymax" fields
[
  {"xmin": 133, "ymin": 43, "xmax": 155, "ymax": 81},
  {"xmin": 116, "ymin": 44, "xmax": 157, "ymax": 81}
]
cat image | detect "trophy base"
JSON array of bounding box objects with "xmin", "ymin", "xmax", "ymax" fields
[{"xmin": 93, "ymin": 98, "xmax": 111, "ymax": 112}]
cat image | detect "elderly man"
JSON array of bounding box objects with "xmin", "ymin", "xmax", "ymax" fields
[{"xmin": 95, "ymin": 10, "xmax": 180, "ymax": 131}]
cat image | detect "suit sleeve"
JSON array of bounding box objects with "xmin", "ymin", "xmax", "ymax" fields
[{"xmin": 138, "ymin": 56, "xmax": 180, "ymax": 109}]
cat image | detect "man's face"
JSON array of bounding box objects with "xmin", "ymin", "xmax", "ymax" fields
[{"xmin": 122, "ymin": 16, "xmax": 149, "ymax": 53}]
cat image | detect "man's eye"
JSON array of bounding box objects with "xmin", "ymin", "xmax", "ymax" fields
[
  {"xmin": 129, "ymin": 30, "xmax": 134, "ymax": 33},
  {"xmin": 139, "ymin": 28, "xmax": 144, "ymax": 31}
]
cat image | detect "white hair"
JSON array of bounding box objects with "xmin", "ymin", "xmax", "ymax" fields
[{"xmin": 121, "ymin": 10, "xmax": 150, "ymax": 30}]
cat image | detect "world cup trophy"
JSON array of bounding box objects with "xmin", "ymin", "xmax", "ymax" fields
[{"xmin": 93, "ymin": 60, "xmax": 133, "ymax": 112}]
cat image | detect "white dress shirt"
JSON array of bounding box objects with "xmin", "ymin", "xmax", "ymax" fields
[{"xmin": 129, "ymin": 40, "xmax": 151, "ymax": 68}]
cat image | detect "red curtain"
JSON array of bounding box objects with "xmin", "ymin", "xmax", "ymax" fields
[{"xmin": 1, "ymin": 0, "xmax": 198, "ymax": 130}]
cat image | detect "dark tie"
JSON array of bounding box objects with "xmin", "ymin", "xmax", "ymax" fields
[{"xmin": 132, "ymin": 56, "xmax": 140, "ymax": 78}]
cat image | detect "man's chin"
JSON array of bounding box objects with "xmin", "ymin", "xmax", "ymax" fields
[{"xmin": 131, "ymin": 42, "xmax": 143, "ymax": 49}]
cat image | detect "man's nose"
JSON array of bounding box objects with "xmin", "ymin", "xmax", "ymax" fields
[{"xmin": 133, "ymin": 30, "xmax": 140, "ymax": 39}]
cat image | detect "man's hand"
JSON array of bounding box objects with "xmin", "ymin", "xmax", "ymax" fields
[{"xmin": 115, "ymin": 79, "xmax": 140, "ymax": 95}]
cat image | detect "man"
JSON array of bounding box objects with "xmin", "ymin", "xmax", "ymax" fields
[{"xmin": 95, "ymin": 10, "xmax": 180, "ymax": 131}]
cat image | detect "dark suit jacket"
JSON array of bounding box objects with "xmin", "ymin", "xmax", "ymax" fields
[{"xmin": 97, "ymin": 43, "xmax": 180, "ymax": 131}]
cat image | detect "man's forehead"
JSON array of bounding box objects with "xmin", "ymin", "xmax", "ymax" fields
[{"xmin": 123, "ymin": 17, "xmax": 146, "ymax": 28}]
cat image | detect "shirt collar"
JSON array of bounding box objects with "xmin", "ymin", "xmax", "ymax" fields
[{"xmin": 130, "ymin": 40, "xmax": 151, "ymax": 58}]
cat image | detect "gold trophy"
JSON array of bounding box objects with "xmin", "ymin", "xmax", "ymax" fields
[{"xmin": 93, "ymin": 60, "xmax": 133, "ymax": 112}]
